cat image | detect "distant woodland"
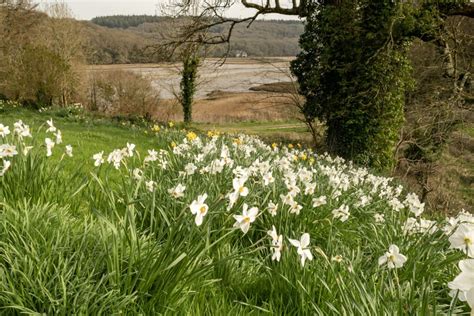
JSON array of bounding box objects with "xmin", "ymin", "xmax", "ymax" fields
[{"xmin": 82, "ymin": 15, "xmax": 303, "ymax": 64}]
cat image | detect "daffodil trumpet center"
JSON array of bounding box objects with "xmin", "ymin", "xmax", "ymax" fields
[{"xmin": 464, "ymin": 237, "xmax": 472, "ymax": 246}]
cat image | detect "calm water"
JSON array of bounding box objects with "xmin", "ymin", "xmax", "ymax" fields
[{"xmin": 88, "ymin": 58, "xmax": 293, "ymax": 99}]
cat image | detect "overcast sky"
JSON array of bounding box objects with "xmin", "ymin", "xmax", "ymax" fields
[{"xmin": 38, "ymin": 0, "xmax": 297, "ymax": 21}]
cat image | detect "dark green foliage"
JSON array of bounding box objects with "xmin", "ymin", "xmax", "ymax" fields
[
  {"xmin": 292, "ymin": 1, "xmax": 417, "ymax": 170},
  {"xmin": 291, "ymin": 1, "xmax": 473, "ymax": 171},
  {"xmin": 180, "ymin": 54, "xmax": 200, "ymax": 123},
  {"xmin": 91, "ymin": 15, "xmax": 169, "ymax": 28}
]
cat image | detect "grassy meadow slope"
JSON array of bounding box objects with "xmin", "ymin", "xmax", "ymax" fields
[
  {"xmin": 0, "ymin": 104, "xmax": 473, "ymax": 314},
  {"xmin": 0, "ymin": 106, "xmax": 158, "ymax": 169}
]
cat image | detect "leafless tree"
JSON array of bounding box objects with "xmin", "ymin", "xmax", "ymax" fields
[
  {"xmin": 0, "ymin": 0, "xmax": 84, "ymax": 106},
  {"xmin": 42, "ymin": 1, "xmax": 85, "ymax": 106},
  {"xmin": 162, "ymin": 0, "xmax": 474, "ymax": 50}
]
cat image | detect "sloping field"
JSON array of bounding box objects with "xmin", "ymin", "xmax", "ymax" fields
[{"xmin": 1, "ymin": 106, "xmax": 472, "ymax": 314}]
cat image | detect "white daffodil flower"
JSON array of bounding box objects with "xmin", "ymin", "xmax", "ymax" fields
[
  {"xmin": 227, "ymin": 190, "xmax": 239, "ymax": 210},
  {"xmin": 458, "ymin": 210, "xmax": 474, "ymax": 225},
  {"xmin": 126, "ymin": 143, "xmax": 135, "ymax": 157},
  {"xmin": 0, "ymin": 160, "xmax": 11, "ymax": 176},
  {"xmin": 356, "ymin": 195, "xmax": 372, "ymax": 208},
  {"xmin": 65, "ymin": 145, "xmax": 73, "ymax": 157},
  {"xmin": 332, "ymin": 204, "xmax": 350, "ymax": 222},
  {"xmin": 263, "ymin": 172, "xmax": 275, "ymax": 186},
  {"xmin": 374, "ymin": 213, "xmax": 385, "ymax": 223},
  {"xmin": 288, "ymin": 233, "xmax": 313, "ymax": 267},
  {"xmin": 233, "ymin": 203, "xmax": 258, "ymax": 234},
  {"xmin": 144, "ymin": 149, "xmax": 158, "ymax": 163},
  {"xmin": 189, "ymin": 193, "xmax": 209, "ymax": 226},
  {"xmin": 332, "ymin": 189, "xmax": 342, "ymax": 200},
  {"xmin": 133, "ymin": 168, "xmax": 143, "ymax": 180},
  {"xmin": 0, "ymin": 124, "xmax": 10, "ymax": 137},
  {"xmin": 184, "ymin": 162, "xmax": 197, "ymax": 175},
  {"xmin": 289, "ymin": 200, "xmax": 303, "ymax": 215},
  {"xmin": 93, "ymin": 151, "xmax": 104, "ymax": 167},
  {"xmin": 233, "ymin": 177, "xmax": 249, "ymax": 197},
  {"xmin": 45, "ymin": 138, "xmax": 55, "ymax": 157},
  {"xmin": 389, "ymin": 197, "xmax": 404, "ymax": 212},
  {"xmin": 402, "ymin": 217, "xmax": 419, "ymax": 236},
  {"xmin": 54, "ymin": 130, "xmax": 62, "ymax": 144},
  {"xmin": 449, "ymin": 224, "xmax": 474, "ymax": 258},
  {"xmin": 268, "ymin": 201, "xmax": 278, "ymax": 216},
  {"xmin": 107, "ymin": 149, "xmax": 123, "ymax": 169},
  {"xmin": 13, "ymin": 120, "xmax": 31, "ymax": 138},
  {"xmin": 168, "ymin": 184, "xmax": 186, "ymax": 199},
  {"xmin": 287, "ymin": 184, "xmax": 301, "ymax": 197},
  {"xmin": 378, "ymin": 245, "xmax": 407, "ymax": 269},
  {"xmin": 280, "ymin": 193, "xmax": 294, "ymax": 206},
  {"xmin": 418, "ymin": 219, "xmax": 437, "ymax": 235},
  {"xmin": 312, "ymin": 196, "xmax": 327, "ymax": 208},
  {"xmin": 267, "ymin": 225, "xmax": 283, "ymax": 262},
  {"xmin": 145, "ymin": 180, "xmax": 156, "ymax": 193},
  {"xmin": 304, "ymin": 182, "xmax": 316, "ymax": 195},
  {"xmin": 404, "ymin": 192, "xmax": 424, "ymax": 217},
  {"xmin": 449, "ymin": 259, "xmax": 474, "ymax": 311},
  {"xmin": 466, "ymin": 288, "xmax": 474, "ymax": 316},
  {"xmin": 0, "ymin": 144, "xmax": 18, "ymax": 158},
  {"xmin": 467, "ymin": 288, "xmax": 474, "ymax": 312},
  {"xmin": 227, "ymin": 177, "xmax": 250, "ymax": 210},
  {"xmin": 46, "ymin": 118, "xmax": 57, "ymax": 133},
  {"xmin": 443, "ymin": 217, "xmax": 459, "ymax": 235}
]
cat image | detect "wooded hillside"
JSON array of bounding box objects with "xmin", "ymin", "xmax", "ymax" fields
[{"xmin": 83, "ymin": 15, "xmax": 303, "ymax": 64}]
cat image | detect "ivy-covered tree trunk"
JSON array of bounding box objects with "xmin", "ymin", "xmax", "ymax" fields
[
  {"xmin": 180, "ymin": 54, "xmax": 199, "ymax": 123},
  {"xmin": 291, "ymin": 0, "xmax": 414, "ymax": 170}
]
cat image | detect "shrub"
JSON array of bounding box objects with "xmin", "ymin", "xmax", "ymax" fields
[{"xmin": 87, "ymin": 70, "xmax": 160, "ymax": 119}]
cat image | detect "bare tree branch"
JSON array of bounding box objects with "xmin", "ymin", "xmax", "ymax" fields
[{"xmin": 241, "ymin": 0, "xmax": 302, "ymax": 16}]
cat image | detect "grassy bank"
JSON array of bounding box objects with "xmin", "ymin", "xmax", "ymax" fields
[{"xmin": 0, "ymin": 106, "xmax": 472, "ymax": 314}]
